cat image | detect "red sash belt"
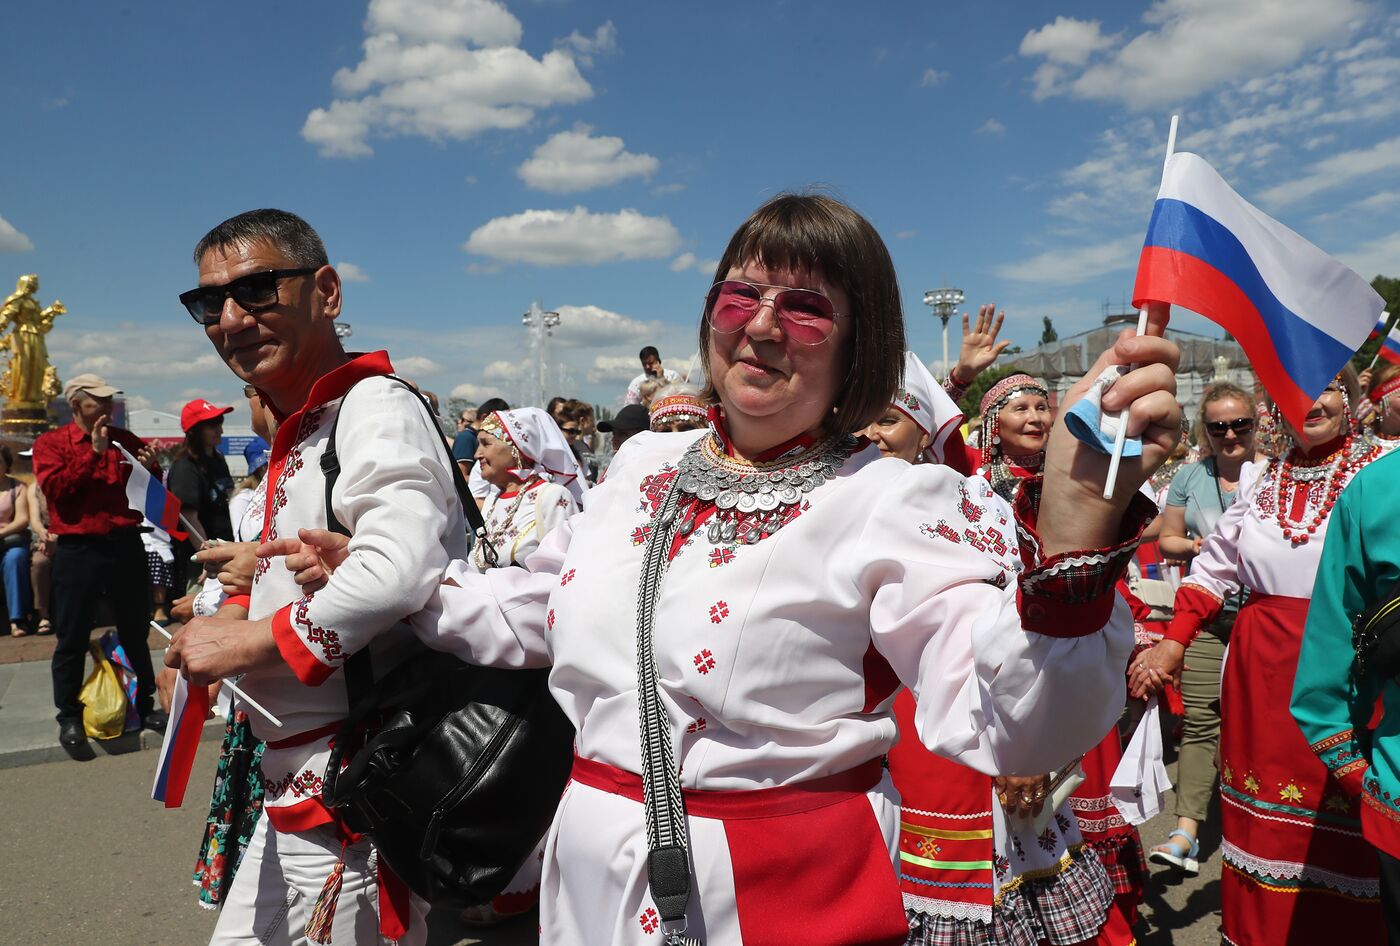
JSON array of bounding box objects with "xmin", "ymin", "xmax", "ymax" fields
[{"xmin": 569, "ymin": 754, "xmax": 883, "ymax": 820}]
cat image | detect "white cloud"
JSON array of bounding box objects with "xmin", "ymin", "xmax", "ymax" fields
[
  {"xmin": 669, "ymin": 253, "xmax": 719, "ymax": 274},
  {"xmin": 920, "ymin": 68, "xmax": 948, "ymax": 87},
  {"xmin": 1019, "ymin": 0, "xmax": 1366, "ymax": 109},
  {"xmin": 587, "ymin": 354, "xmax": 642, "ymax": 384},
  {"xmin": 337, "ymin": 261, "xmax": 370, "ymax": 282},
  {"xmin": 482, "ymin": 359, "xmax": 524, "ymax": 382},
  {"xmin": 1258, "ymin": 136, "xmax": 1400, "ymax": 208},
  {"xmin": 552, "ymin": 304, "xmax": 663, "ymax": 348},
  {"xmin": 555, "ymin": 21, "xmax": 616, "ymax": 66},
  {"xmin": 302, "ymin": 0, "xmax": 595, "ymax": 158},
  {"xmin": 394, "ymin": 355, "xmax": 443, "ymax": 376},
  {"xmin": 450, "ymin": 381, "xmax": 502, "ymax": 403},
  {"xmin": 652, "ymin": 183, "xmax": 686, "ymax": 196},
  {"xmin": 0, "ymin": 215, "xmax": 34, "ymax": 252},
  {"xmin": 124, "ymin": 395, "xmax": 152, "ymax": 411},
  {"xmin": 463, "ymin": 206, "xmax": 682, "ymax": 266},
  {"xmin": 517, "ymin": 124, "xmax": 659, "ymax": 193},
  {"xmin": 976, "ymin": 119, "xmax": 1006, "ymax": 135},
  {"xmin": 991, "ymin": 235, "xmax": 1140, "ymax": 286},
  {"xmin": 1341, "ymin": 230, "xmax": 1400, "ymax": 282}
]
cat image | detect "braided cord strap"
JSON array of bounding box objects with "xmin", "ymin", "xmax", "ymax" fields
[{"xmin": 635, "ymin": 462, "xmax": 703, "ymax": 945}]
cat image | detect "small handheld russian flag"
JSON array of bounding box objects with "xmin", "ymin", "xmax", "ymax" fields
[
  {"xmin": 1369, "ymin": 313, "xmax": 1392, "ymax": 342},
  {"xmin": 115, "ymin": 442, "xmax": 187, "ymax": 541},
  {"xmin": 1132, "ymin": 152, "xmax": 1386, "ymax": 432},
  {"xmin": 1379, "ymin": 326, "xmax": 1400, "ymax": 367},
  {"xmin": 151, "ymin": 672, "xmax": 209, "ymax": 808}
]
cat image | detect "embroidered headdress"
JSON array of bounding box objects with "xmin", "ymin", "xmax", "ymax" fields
[
  {"xmin": 486, "ymin": 407, "xmax": 589, "ymax": 508},
  {"xmin": 648, "ymin": 386, "xmax": 709, "ymax": 431},
  {"xmin": 892, "ymin": 351, "xmax": 965, "ymax": 465},
  {"xmin": 978, "ymin": 373, "xmax": 1049, "ymax": 501}
]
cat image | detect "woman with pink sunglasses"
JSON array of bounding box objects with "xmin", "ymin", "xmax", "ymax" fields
[{"xmin": 279, "ymin": 193, "xmax": 1181, "ymax": 945}]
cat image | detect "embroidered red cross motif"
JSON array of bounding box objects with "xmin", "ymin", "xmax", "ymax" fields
[
  {"xmin": 708, "ymin": 547, "xmax": 735, "ymax": 568},
  {"xmin": 693, "ymin": 650, "xmax": 716, "ymax": 674},
  {"xmin": 631, "ymin": 526, "xmax": 651, "ymax": 546},
  {"xmin": 560, "ymin": 568, "xmax": 576, "ymax": 586},
  {"xmin": 547, "ymin": 609, "xmax": 556, "ymax": 631},
  {"xmin": 685, "ymin": 717, "xmax": 708, "ymax": 734},
  {"xmin": 709, "ymin": 601, "xmax": 729, "ymax": 623},
  {"xmin": 639, "ymin": 908, "xmax": 660, "ymax": 933}
]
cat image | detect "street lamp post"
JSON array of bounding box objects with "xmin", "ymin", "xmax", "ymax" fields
[
  {"xmin": 522, "ymin": 301, "xmax": 561, "ymax": 407},
  {"xmin": 334, "ymin": 322, "xmax": 353, "ymax": 340},
  {"xmin": 922, "ymin": 287, "xmax": 964, "ymax": 380}
]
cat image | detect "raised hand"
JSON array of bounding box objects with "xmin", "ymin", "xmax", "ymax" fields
[
  {"xmin": 1038, "ymin": 324, "xmax": 1181, "ymax": 556},
  {"xmin": 136, "ymin": 442, "xmax": 160, "ymax": 470},
  {"xmin": 952, "ymin": 304, "xmax": 1010, "ymax": 385},
  {"xmin": 91, "ymin": 414, "xmax": 112, "ymax": 454}
]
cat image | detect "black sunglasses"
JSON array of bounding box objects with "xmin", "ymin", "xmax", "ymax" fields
[
  {"xmin": 179, "ymin": 268, "xmax": 317, "ymax": 325},
  {"xmin": 1205, "ymin": 418, "xmax": 1255, "ymax": 436}
]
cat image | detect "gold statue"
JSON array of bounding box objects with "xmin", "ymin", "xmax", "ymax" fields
[{"xmin": 0, "ymin": 274, "xmax": 64, "ymax": 407}]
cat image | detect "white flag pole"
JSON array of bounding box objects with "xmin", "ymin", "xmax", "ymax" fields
[
  {"xmin": 1367, "ymin": 311, "xmax": 1393, "ymax": 372},
  {"xmin": 1103, "ymin": 114, "xmax": 1179, "ymax": 500},
  {"xmin": 151, "ymin": 621, "xmax": 284, "ymax": 728}
]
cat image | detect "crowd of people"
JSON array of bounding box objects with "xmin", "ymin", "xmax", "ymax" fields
[{"xmin": 24, "ymin": 198, "xmax": 1400, "ymax": 946}]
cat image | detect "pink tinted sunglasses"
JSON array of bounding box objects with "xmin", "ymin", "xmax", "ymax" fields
[{"xmin": 704, "ymin": 280, "xmax": 840, "ymax": 345}]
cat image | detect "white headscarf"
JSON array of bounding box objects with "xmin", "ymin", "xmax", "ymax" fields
[
  {"xmin": 893, "ymin": 351, "xmax": 966, "ymax": 465},
  {"xmin": 490, "ymin": 407, "xmax": 589, "ymax": 509}
]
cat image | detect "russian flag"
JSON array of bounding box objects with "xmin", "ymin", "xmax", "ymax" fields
[
  {"xmin": 1380, "ymin": 326, "xmax": 1400, "ymax": 366},
  {"xmin": 1370, "ymin": 313, "xmax": 1391, "ymax": 342},
  {"xmin": 115, "ymin": 442, "xmax": 187, "ymax": 541},
  {"xmin": 151, "ymin": 672, "xmax": 209, "ymax": 808},
  {"xmin": 1133, "ymin": 152, "xmax": 1385, "ymax": 432}
]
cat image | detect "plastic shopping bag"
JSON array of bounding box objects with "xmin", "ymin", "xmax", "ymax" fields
[
  {"xmin": 99, "ymin": 630, "xmax": 142, "ymax": 732},
  {"xmin": 81, "ymin": 643, "xmax": 128, "ymax": 740},
  {"xmin": 1110, "ymin": 695, "xmax": 1172, "ymax": 824}
]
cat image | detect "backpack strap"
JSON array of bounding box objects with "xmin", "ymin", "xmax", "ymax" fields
[{"xmin": 318, "ymin": 374, "xmax": 489, "ymax": 706}]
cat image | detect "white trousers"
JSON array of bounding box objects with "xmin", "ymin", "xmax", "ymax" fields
[{"xmin": 209, "ymin": 818, "xmax": 427, "ymax": 946}]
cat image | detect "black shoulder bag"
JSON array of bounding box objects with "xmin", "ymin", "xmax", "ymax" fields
[
  {"xmin": 317, "ymin": 376, "xmax": 575, "ymax": 905},
  {"xmin": 1352, "ymin": 573, "xmax": 1400, "ymax": 684}
]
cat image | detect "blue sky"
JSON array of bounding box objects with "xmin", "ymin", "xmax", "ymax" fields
[{"xmin": 3, "ymin": 0, "xmax": 1398, "ymax": 423}]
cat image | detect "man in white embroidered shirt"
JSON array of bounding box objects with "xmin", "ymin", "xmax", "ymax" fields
[{"xmin": 167, "ymin": 209, "xmax": 465, "ymax": 945}]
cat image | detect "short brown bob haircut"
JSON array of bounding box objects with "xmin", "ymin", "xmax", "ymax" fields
[{"xmin": 698, "ymin": 192, "xmax": 905, "ymax": 436}]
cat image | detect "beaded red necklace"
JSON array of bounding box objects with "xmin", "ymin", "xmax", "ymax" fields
[{"xmin": 1271, "ymin": 435, "xmax": 1374, "ymax": 545}]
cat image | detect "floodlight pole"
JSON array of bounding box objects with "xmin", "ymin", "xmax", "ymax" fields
[{"xmin": 922, "ymin": 288, "xmax": 964, "ymax": 380}]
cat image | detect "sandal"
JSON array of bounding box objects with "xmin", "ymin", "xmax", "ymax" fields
[
  {"xmin": 35, "ymin": 619, "xmax": 52, "ymax": 636},
  {"xmin": 1148, "ymin": 828, "xmax": 1200, "ymax": 876},
  {"xmin": 9, "ymin": 622, "xmax": 30, "ymax": 638}
]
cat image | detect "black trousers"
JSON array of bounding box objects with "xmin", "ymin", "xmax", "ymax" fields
[
  {"xmin": 1383, "ymin": 848, "xmax": 1400, "ymax": 946},
  {"xmin": 50, "ymin": 530, "xmax": 155, "ymax": 723}
]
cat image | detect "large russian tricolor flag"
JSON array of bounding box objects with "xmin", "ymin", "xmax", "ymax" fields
[
  {"xmin": 1133, "ymin": 152, "xmax": 1385, "ymax": 431},
  {"xmin": 1380, "ymin": 326, "xmax": 1400, "ymax": 366},
  {"xmin": 115, "ymin": 442, "xmax": 187, "ymax": 541}
]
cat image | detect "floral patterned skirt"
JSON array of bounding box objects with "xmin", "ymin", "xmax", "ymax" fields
[{"xmin": 193, "ymin": 707, "xmax": 265, "ymax": 908}]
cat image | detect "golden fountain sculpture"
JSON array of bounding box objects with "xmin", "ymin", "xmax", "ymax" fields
[{"xmin": 0, "ymin": 274, "xmax": 65, "ymax": 437}]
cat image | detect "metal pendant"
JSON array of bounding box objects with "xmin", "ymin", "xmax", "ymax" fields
[{"xmin": 720, "ymin": 518, "xmax": 737, "ymax": 543}]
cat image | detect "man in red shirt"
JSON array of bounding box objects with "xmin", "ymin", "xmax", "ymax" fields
[{"xmin": 33, "ymin": 373, "xmax": 166, "ymax": 748}]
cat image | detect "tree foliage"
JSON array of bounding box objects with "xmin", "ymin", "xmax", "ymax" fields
[{"xmin": 1349, "ymin": 276, "xmax": 1400, "ymax": 372}]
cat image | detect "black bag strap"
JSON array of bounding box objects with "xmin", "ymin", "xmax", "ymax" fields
[
  {"xmin": 317, "ymin": 374, "xmax": 491, "ymax": 708},
  {"xmin": 634, "ymin": 464, "xmax": 702, "ymax": 946}
]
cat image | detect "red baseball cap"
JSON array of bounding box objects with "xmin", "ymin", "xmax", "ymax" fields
[{"xmin": 180, "ymin": 399, "xmax": 233, "ymax": 433}]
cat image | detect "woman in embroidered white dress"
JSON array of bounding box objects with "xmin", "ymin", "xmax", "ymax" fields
[
  {"xmin": 471, "ymin": 407, "xmax": 586, "ymax": 572},
  {"xmin": 464, "ymin": 406, "xmax": 586, "ymax": 927},
  {"xmin": 1132, "ymin": 369, "xmax": 1385, "ymax": 945},
  {"xmin": 277, "ymin": 194, "xmax": 1182, "ymax": 946}
]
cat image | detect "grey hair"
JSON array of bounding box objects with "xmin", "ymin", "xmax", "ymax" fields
[{"xmin": 192, "ymin": 209, "xmax": 329, "ymax": 269}]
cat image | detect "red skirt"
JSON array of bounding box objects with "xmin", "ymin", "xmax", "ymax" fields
[{"xmin": 1218, "ymin": 593, "xmax": 1382, "ymax": 945}]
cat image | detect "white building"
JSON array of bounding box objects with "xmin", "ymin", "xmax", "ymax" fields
[{"xmin": 127, "ymin": 408, "xmax": 257, "ymax": 477}]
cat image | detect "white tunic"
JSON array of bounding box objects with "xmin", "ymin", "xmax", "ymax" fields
[
  {"xmin": 411, "ymin": 429, "xmax": 1134, "ymax": 943},
  {"xmin": 243, "ymin": 356, "xmax": 467, "ymax": 830},
  {"xmin": 473, "ymin": 478, "xmax": 578, "ymax": 571}
]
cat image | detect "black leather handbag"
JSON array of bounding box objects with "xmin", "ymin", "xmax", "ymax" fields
[{"xmin": 317, "ymin": 378, "xmax": 575, "ymax": 905}]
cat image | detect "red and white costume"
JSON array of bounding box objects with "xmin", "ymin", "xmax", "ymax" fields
[
  {"xmin": 209, "ymin": 352, "xmax": 467, "ymax": 946},
  {"xmin": 1163, "ymin": 438, "xmax": 1384, "ymax": 944},
  {"xmin": 410, "ymin": 422, "xmax": 1150, "ymax": 945}
]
